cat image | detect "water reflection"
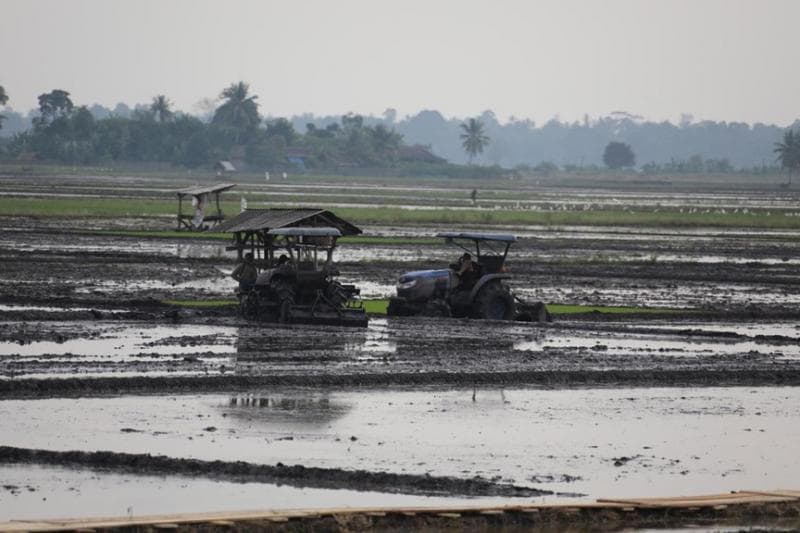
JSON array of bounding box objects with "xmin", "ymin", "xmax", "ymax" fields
[{"xmin": 222, "ymin": 394, "xmax": 352, "ymax": 425}]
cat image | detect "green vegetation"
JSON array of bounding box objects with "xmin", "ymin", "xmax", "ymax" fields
[
  {"xmin": 91, "ymin": 230, "xmax": 435, "ymax": 246},
  {"xmin": 362, "ymin": 299, "xmax": 390, "ymax": 314},
  {"xmin": 95, "ymin": 230, "xmax": 230, "ymax": 240},
  {"xmin": 603, "ymin": 141, "xmax": 636, "ymax": 169},
  {"xmin": 361, "ymin": 300, "xmax": 681, "ymax": 316},
  {"xmin": 334, "ymin": 206, "xmax": 800, "ymax": 229},
  {"xmin": 774, "ymin": 128, "xmax": 799, "ymax": 184},
  {"xmin": 460, "ymin": 118, "xmax": 490, "ymax": 165},
  {"xmin": 2, "ymin": 196, "xmax": 799, "ymax": 229},
  {"xmin": 161, "ymin": 298, "xmax": 686, "ymax": 316},
  {"xmin": 0, "ymin": 83, "xmax": 419, "ymax": 171}
]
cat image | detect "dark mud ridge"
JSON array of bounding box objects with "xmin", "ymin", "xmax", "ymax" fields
[
  {"xmin": 3, "ymin": 369, "xmax": 800, "ymax": 399},
  {"xmin": 0, "ymin": 446, "xmax": 558, "ymax": 499}
]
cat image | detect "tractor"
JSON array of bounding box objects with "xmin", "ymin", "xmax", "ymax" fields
[
  {"xmin": 237, "ymin": 227, "xmax": 368, "ymax": 327},
  {"xmin": 386, "ymin": 232, "xmax": 550, "ymax": 322}
]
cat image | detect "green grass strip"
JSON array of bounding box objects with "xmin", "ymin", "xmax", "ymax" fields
[
  {"xmin": 2, "ymin": 196, "xmax": 799, "ymax": 229},
  {"xmin": 360, "ymin": 300, "xmax": 680, "ymax": 316},
  {"xmin": 162, "ymin": 298, "xmax": 684, "ymax": 316},
  {"xmin": 95, "ymin": 230, "xmax": 230, "ymax": 240}
]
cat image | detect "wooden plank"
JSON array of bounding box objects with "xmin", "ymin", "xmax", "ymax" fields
[
  {"xmin": 739, "ymin": 490, "xmax": 800, "ymax": 499},
  {"xmin": 2, "ymin": 489, "xmax": 799, "ymax": 532}
]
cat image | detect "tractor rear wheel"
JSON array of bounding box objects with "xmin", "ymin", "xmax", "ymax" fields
[
  {"xmin": 278, "ymin": 297, "xmax": 293, "ymax": 323},
  {"xmin": 474, "ymin": 281, "xmax": 516, "ymax": 320}
]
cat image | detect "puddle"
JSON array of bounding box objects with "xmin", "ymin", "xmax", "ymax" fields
[
  {"xmin": 1, "ymin": 386, "xmax": 798, "ymax": 502},
  {"xmin": 75, "ymin": 275, "xmax": 236, "ymax": 295},
  {"xmin": 0, "ymin": 304, "xmax": 127, "ymax": 313},
  {"xmin": 0, "ymin": 463, "xmax": 529, "ymax": 522},
  {"xmin": 512, "ymin": 331, "xmax": 800, "ymax": 359},
  {"xmin": 0, "ymin": 237, "xmax": 228, "ymax": 259},
  {"xmin": 0, "ymin": 323, "xmax": 238, "ymax": 379},
  {"xmin": 516, "ymin": 283, "xmax": 800, "ymax": 308}
]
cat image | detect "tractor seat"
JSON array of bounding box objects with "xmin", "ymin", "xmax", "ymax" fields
[{"xmin": 478, "ymin": 255, "xmax": 504, "ymax": 274}]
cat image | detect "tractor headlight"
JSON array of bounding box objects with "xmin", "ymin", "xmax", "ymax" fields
[{"xmin": 397, "ymin": 279, "xmax": 418, "ymax": 290}]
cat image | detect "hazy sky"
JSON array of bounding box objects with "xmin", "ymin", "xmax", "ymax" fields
[{"xmin": 2, "ymin": 0, "xmax": 798, "ymax": 125}]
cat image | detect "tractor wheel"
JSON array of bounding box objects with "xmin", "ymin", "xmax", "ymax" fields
[
  {"xmin": 474, "ymin": 281, "xmax": 516, "ymax": 320},
  {"xmin": 421, "ymin": 299, "xmax": 451, "ymax": 318},
  {"xmin": 532, "ymin": 301, "xmax": 552, "ymax": 322},
  {"xmin": 278, "ymin": 297, "xmax": 293, "ymax": 324},
  {"xmin": 238, "ymin": 292, "xmax": 257, "ymax": 319}
]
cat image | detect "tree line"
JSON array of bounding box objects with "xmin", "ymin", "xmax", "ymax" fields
[
  {"xmin": 0, "ymin": 82, "xmax": 433, "ymax": 172},
  {"xmin": 1, "ymin": 82, "xmax": 798, "ymax": 177}
]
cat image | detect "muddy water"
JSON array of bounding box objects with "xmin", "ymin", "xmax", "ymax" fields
[
  {"xmin": 0, "ymin": 464, "xmax": 524, "ymax": 522},
  {"xmin": 0, "ymin": 234, "xmax": 229, "ymax": 259},
  {"xmin": 0, "ymin": 323, "xmax": 237, "ymax": 379},
  {"xmin": 2, "ymin": 318, "xmax": 799, "ymax": 380},
  {"xmin": 1, "ymin": 387, "xmax": 798, "ymax": 505}
]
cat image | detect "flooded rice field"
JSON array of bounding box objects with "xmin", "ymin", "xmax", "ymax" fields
[
  {"xmin": 2, "ymin": 386, "xmax": 799, "ymax": 520},
  {"xmin": 1, "ymin": 173, "xmax": 799, "ymax": 526},
  {"xmin": 2, "ymin": 317, "xmax": 799, "ymax": 382}
]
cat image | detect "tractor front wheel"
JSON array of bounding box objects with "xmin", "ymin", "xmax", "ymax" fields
[
  {"xmin": 474, "ymin": 282, "xmax": 516, "ymax": 320},
  {"xmin": 421, "ymin": 299, "xmax": 451, "ymax": 318}
]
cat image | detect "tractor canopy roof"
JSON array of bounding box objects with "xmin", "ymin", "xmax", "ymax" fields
[
  {"xmin": 436, "ymin": 232, "xmax": 517, "ymax": 243},
  {"xmin": 267, "ymin": 227, "xmax": 342, "ymax": 237}
]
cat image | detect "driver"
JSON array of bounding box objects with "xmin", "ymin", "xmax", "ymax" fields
[
  {"xmin": 455, "ymin": 252, "xmax": 479, "ymax": 288},
  {"xmin": 457, "ymin": 252, "xmax": 474, "ymax": 276},
  {"xmin": 231, "ymin": 253, "xmax": 258, "ymax": 292}
]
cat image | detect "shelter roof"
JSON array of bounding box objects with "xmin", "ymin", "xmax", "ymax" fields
[
  {"xmin": 268, "ymin": 227, "xmax": 342, "ymax": 237},
  {"xmin": 437, "ymin": 231, "xmax": 517, "ymax": 243},
  {"xmin": 176, "ymin": 183, "xmax": 237, "ymax": 197},
  {"xmin": 215, "ymin": 208, "xmax": 362, "ymax": 235},
  {"xmin": 215, "ymin": 161, "xmax": 237, "ymax": 172}
]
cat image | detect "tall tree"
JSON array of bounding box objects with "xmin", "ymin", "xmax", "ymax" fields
[
  {"xmin": 37, "ymin": 89, "xmax": 74, "ymax": 124},
  {"xmin": 265, "ymin": 117, "xmax": 296, "ymax": 144},
  {"xmin": 369, "ymin": 123, "xmax": 402, "ymax": 163},
  {"xmin": 212, "ymin": 81, "xmax": 260, "ymax": 143},
  {"xmin": 0, "ymin": 85, "xmax": 7, "ymax": 131},
  {"xmin": 774, "ymin": 129, "xmax": 800, "ymax": 183},
  {"xmin": 603, "ymin": 141, "xmax": 636, "ymax": 169},
  {"xmin": 150, "ymin": 95, "xmax": 174, "ymax": 123},
  {"xmin": 460, "ymin": 118, "xmax": 490, "ymax": 165}
]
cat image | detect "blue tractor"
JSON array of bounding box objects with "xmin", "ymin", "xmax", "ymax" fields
[{"xmin": 386, "ymin": 232, "xmax": 550, "ymax": 322}]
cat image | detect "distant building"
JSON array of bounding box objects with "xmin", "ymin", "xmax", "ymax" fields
[
  {"xmin": 399, "ymin": 144, "xmax": 447, "ymax": 164},
  {"xmin": 214, "ymin": 161, "xmax": 237, "ymax": 175},
  {"xmin": 286, "ymin": 147, "xmax": 311, "ymax": 171}
]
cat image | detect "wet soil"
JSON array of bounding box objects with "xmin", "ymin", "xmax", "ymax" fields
[
  {"xmin": 1, "ymin": 174, "xmax": 800, "ymax": 520},
  {"xmin": 0, "ymin": 446, "xmax": 552, "ymax": 498}
]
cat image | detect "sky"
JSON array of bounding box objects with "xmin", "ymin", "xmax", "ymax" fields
[{"xmin": 1, "ymin": 0, "xmax": 799, "ymax": 125}]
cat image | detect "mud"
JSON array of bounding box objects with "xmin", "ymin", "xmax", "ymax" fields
[
  {"xmin": 0, "ymin": 446, "xmax": 554, "ymax": 498},
  {"xmin": 1, "ymin": 173, "xmax": 800, "ymax": 521},
  {"xmin": 2, "ymin": 315, "xmax": 800, "ymax": 393}
]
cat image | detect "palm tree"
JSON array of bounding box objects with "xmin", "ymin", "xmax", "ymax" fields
[
  {"xmin": 150, "ymin": 95, "xmax": 173, "ymax": 123},
  {"xmin": 212, "ymin": 81, "xmax": 260, "ymax": 143},
  {"xmin": 460, "ymin": 118, "xmax": 490, "ymax": 165},
  {"xmin": 774, "ymin": 129, "xmax": 800, "ymax": 185}
]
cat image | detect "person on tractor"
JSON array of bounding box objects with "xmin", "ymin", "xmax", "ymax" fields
[
  {"xmin": 231, "ymin": 252, "xmax": 258, "ymax": 292},
  {"xmin": 455, "ymin": 252, "xmax": 479, "ymax": 289}
]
